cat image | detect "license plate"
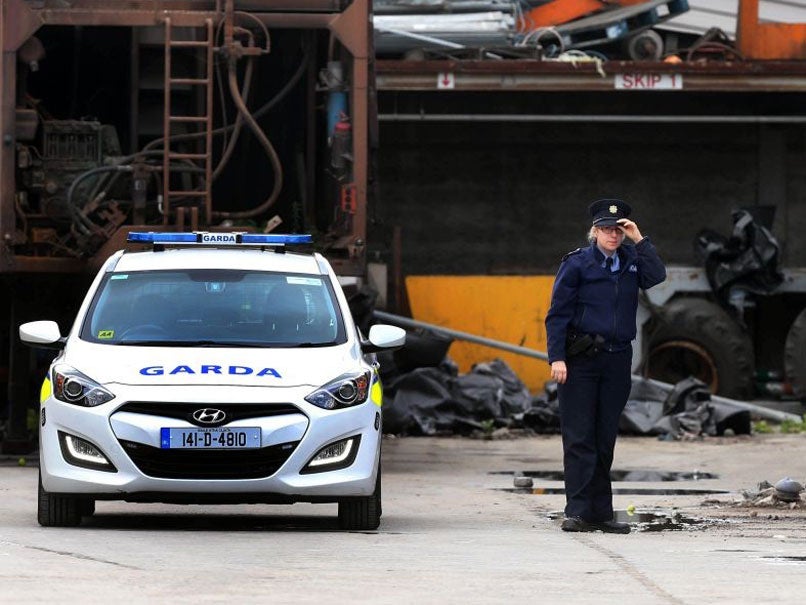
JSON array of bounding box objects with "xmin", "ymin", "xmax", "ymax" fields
[{"xmin": 160, "ymin": 427, "xmax": 261, "ymax": 449}]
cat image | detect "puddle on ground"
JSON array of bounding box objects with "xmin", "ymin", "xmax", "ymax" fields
[
  {"xmin": 760, "ymin": 556, "xmax": 806, "ymax": 565},
  {"xmin": 612, "ymin": 510, "xmax": 720, "ymax": 531},
  {"xmin": 491, "ymin": 469, "xmax": 718, "ymax": 481},
  {"xmin": 500, "ymin": 487, "xmax": 729, "ymax": 495},
  {"xmin": 547, "ymin": 509, "xmax": 723, "ymax": 532}
]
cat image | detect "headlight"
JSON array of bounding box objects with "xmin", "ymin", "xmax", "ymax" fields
[
  {"xmin": 52, "ymin": 364, "xmax": 115, "ymax": 407},
  {"xmin": 305, "ymin": 371, "xmax": 370, "ymax": 410}
]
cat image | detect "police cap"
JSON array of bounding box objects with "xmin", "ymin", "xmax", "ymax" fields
[{"xmin": 589, "ymin": 198, "xmax": 632, "ymax": 226}]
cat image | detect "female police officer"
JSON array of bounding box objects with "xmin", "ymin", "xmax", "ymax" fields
[{"xmin": 545, "ymin": 199, "xmax": 666, "ymax": 533}]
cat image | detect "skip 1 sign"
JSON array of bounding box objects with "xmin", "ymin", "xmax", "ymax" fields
[{"xmin": 615, "ymin": 74, "xmax": 683, "ymax": 90}]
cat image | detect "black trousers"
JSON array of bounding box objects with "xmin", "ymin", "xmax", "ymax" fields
[{"xmin": 557, "ymin": 347, "xmax": 632, "ymax": 522}]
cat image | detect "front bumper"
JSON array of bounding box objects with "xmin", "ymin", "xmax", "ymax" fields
[{"xmin": 40, "ymin": 384, "xmax": 381, "ymax": 502}]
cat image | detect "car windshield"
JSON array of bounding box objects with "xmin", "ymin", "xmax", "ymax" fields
[{"xmin": 80, "ymin": 269, "xmax": 346, "ymax": 347}]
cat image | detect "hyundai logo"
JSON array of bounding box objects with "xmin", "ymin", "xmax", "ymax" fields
[{"xmin": 192, "ymin": 408, "xmax": 227, "ymax": 424}]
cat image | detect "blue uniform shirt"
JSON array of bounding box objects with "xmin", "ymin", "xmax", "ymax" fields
[{"xmin": 545, "ymin": 238, "xmax": 666, "ymax": 363}]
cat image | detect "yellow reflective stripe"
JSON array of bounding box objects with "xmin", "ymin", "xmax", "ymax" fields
[
  {"xmin": 40, "ymin": 378, "xmax": 52, "ymax": 404},
  {"xmin": 371, "ymin": 377, "xmax": 383, "ymax": 407}
]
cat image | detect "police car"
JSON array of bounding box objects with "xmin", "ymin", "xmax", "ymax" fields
[{"xmin": 19, "ymin": 232, "xmax": 405, "ymax": 529}]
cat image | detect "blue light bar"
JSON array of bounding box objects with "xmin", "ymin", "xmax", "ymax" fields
[
  {"xmin": 127, "ymin": 232, "xmax": 313, "ymax": 246},
  {"xmin": 241, "ymin": 233, "xmax": 313, "ymax": 245},
  {"xmin": 127, "ymin": 232, "xmax": 199, "ymax": 243}
]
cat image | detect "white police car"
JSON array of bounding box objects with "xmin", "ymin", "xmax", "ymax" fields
[{"xmin": 19, "ymin": 232, "xmax": 405, "ymax": 529}]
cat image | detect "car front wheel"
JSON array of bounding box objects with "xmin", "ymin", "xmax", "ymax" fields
[
  {"xmin": 38, "ymin": 472, "xmax": 91, "ymax": 527},
  {"xmin": 338, "ymin": 469, "xmax": 381, "ymax": 530}
]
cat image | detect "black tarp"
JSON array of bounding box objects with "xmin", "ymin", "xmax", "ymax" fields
[
  {"xmin": 381, "ymin": 358, "xmax": 752, "ymax": 438},
  {"xmin": 694, "ymin": 208, "xmax": 783, "ymax": 308},
  {"xmin": 383, "ymin": 358, "xmax": 532, "ymax": 435},
  {"xmin": 619, "ymin": 377, "xmax": 752, "ymax": 437}
]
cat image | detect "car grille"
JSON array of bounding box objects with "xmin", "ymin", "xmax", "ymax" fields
[
  {"xmin": 118, "ymin": 439, "xmax": 299, "ymax": 479},
  {"xmin": 116, "ymin": 402, "xmax": 302, "ymax": 427}
]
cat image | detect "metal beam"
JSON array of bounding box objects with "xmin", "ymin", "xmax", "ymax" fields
[
  {"xmin": 31, "ymin": 0, "xmax": 345, "ymax": 27},
  {"xmin": 0, "ymin": 50, "xmax": 15, "ymax": 272},
  {"xmin": 376, "ymin": 72, "xmax": 806, "ymax": 92},
  {"xmin": 2, "ymin": 0, "xmax": 41, "ymax": 52},
  {"xmin": 376, "ymin": 60, "xmax": 806, "ymax": 92},
  {"xmin": 374, "ymin": 309, "xmax": 549, "ymax": 360},
  {"xmin": 379, "ymin": 113, "xmax": 806, "ymax": 123}
]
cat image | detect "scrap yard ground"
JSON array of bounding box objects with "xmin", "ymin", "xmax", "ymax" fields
[{"xmin": 2, "ymin": 432, "xmax": 805, "ymax": 603}]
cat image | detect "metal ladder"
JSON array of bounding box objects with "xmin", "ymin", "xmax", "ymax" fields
[{"xmin": 162, "ymin": 17, "xmax": 215, "ymax": 226}]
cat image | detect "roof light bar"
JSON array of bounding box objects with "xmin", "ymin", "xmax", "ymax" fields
[{"xmin": 127, "ymin": 232, "xmax": 313, "ymax": 246}]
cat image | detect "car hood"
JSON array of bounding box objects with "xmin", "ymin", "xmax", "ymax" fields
[{"xmin": 60, "ymin": 339, "xmax": 363, "ymax": 387}]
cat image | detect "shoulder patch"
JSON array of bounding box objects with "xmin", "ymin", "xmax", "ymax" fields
[{"xmin": 561, "ymin": 248, "xmax": 583, "ymax": 262}]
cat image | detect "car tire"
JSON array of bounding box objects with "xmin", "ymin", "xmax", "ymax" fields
[
  {"xmin": 338, "ymin": 468, "xmax": 381, "ymax": 530},
  {"xmin": 645, "ymin": 297, "xmax": 755, "ymax": 399},
  {"xmin": 38, "ymin": 472, "xmax": 85, "ymax": 527}
]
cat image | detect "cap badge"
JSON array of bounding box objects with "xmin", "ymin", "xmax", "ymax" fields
[{"xmin": 609, "ymin": 205, "xmax": 618, "ymax": 214}]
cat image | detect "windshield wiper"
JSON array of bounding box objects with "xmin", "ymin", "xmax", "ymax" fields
[
  {"xmin": 118, "ymin": 340, "xmax": 260, "ymax": 347},
  {"xmin": 117, "ymin": 339, "xmax": 334, "ymax": 348}
]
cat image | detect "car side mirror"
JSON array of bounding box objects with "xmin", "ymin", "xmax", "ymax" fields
[
  {"xmin": 19, "ymin": 320, "xmax": 66, "ymax": 349},
  {"xmin": 361, "ymin": 324, "xmax": 406, "ymax": 353}
]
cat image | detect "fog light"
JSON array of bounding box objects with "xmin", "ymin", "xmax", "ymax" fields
[
  {"xmin": 302, "ymin": 436, "xmax": 360, "ymax": 474},
  {"xmin": 58, "ymin": 432, "xmax": 117, "ymax": 472}
]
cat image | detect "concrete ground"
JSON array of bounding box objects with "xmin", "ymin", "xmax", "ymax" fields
[{"xmin": 1, "ymin": 433, "xmax": 805, "ymax": 604}]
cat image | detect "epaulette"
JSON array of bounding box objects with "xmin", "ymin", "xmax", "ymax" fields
[{"xmin": 561, "ymin": 248, "xmax": 583, "ymax": 262}]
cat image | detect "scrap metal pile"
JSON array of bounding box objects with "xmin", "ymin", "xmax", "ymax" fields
[{"xmin": 374, "ymin": 0, "xmax": 695, "ymax": 60}]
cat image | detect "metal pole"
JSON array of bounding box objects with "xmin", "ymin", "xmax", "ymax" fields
[
  {"xmin": 374, "ymin": 309, "xmax": 549, "ymax": 360},
  {"xmin": 373, "ymin": 310, "xmax": 803, "ymax": 423}
]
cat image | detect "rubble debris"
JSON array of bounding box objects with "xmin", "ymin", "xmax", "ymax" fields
[
  {"xmin": 513, "ymin": 476, "xmax": 534, "ymax": 488},
  {"xmin": 548, "ymin": 508, "xmax": 722, "ymax": 531},
  {"xmin": 738, "ymin": 480, "xmax": 805, "ymax": 509}
]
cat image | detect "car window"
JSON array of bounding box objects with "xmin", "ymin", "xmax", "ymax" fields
[{"xmin": 80, "ymin": 270, "xmax": 346, "ymax": 346}]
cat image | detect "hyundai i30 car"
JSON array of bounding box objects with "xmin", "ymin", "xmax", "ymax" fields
[{"xmin": 19, "ymin": 232, "xmax": 405, "ymax": 529}]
